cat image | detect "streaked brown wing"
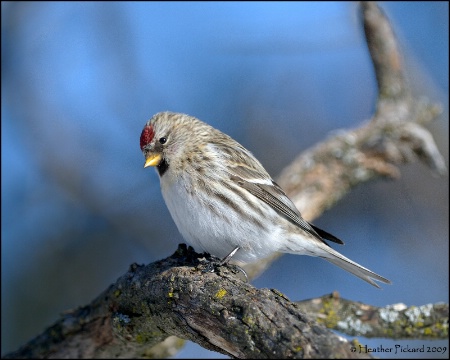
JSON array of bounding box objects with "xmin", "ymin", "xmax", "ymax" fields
[
  {"xmin": 216, "ymin": 143, "xmax": 344, "ymax": 246},
  {"xmin": 228, "ymin": 163, "xmax": 325, "ymax": 240}
]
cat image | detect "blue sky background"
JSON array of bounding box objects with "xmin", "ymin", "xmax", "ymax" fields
[{"xmin": 2, "ymin": 2, "xmax": 448, "ymax": 358}]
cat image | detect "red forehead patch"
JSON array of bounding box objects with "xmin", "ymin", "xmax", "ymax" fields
[{"xmin": 140, "ymin": 124, "xmax": 155, "ymax": 150}]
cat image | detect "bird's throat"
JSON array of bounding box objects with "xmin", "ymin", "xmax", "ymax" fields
[{"xmin": 157, "ymin": 158, "xmax": 169, "ymax": 177}]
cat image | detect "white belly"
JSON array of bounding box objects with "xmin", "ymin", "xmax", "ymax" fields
[{"xmin": 160, "ymin": 174, "xmax": 280, "ymax": 263}]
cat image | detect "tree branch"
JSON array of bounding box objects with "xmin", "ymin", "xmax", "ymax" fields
[
  {"xmin": 243, "ymin": 0, "xmax": 446, "ymax": 280},
  {"xmin": 4, "ymin": 246, "xmax": 372, "ymax": 359},
  {"xmin": 296, "ymin": 292, "xmax": 449, "ymax": 340},
  {"xmin": 4, "ymin": 1, "xmax": 447, "ymax": 359},
  {"xmin": 277, "ymin": 1, "xmax": 445, "ymax": 218}
]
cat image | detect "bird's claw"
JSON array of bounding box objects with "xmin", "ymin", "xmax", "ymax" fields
[{"xmin": 198, "ymin": 257, "xmax": 248, "ymax": 282}]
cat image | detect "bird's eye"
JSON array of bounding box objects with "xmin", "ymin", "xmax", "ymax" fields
[{"xmin": 159, "ymin": 137, "xmax": 167, "ymax": 144}]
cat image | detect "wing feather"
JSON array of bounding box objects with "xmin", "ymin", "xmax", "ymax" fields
[
  {"xmin": 209, "ymin": 142, "xmax": 343, "ymax": 246},
  {"xmin": 228, "ymin": 164, "xmax": 343, "ymax": 246}
]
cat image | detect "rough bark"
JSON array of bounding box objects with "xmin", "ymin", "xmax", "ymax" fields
[
  {"xmin": 4, "ymin": 246, "xmax": 372, "ymax": 359},
  {"xmin": 296, "ymin": 292, "xmax": 449, "ymax": 340}
]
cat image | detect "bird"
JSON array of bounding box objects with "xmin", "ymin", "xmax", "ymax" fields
[{"xmin": 140, "ymin": 111, "xmax": 391, "ymax": 288}]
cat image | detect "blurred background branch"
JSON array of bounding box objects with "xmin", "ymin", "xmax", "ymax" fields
[
  {"xmin": 243, "ymin": 0, "xmax": 446, "ymax": 281},
  {"xmin": 297, "ymin": 291, "xmax": 448, "ymax": 340}
]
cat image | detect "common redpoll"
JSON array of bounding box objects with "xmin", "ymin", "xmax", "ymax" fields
[{"xmin": 140, "ymin": 112, "xmax": 391, "ymax": 288}]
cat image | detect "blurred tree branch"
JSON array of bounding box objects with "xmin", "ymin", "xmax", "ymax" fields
[
  {"xmin": 297, "ymin": 292, "xmax": 448, "ymax": 340},
  {"xmin": 4, "ymin": 1, "xmax": 447, "ymax": 359},
  {"xmin": 244, "ymin": 1, "xmax": 446, "ymax": 279}
]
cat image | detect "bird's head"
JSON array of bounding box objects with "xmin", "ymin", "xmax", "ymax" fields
[{"xmin": 140, "ymin": 112, "xmax": 212, "ymax": 176}]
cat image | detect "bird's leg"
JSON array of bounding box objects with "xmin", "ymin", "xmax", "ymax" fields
[
  {"xmin": 203, "ymin": 247, "xmax": 248, "ymax": 282},
  {"xmin": 218, "ymin": 246, "xmax": 240, "ymax": 266}
]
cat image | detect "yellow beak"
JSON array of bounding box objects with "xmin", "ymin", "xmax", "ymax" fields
[{"xmin": 144, "ymin": 153, "xmax": 162, "ymax": 168}]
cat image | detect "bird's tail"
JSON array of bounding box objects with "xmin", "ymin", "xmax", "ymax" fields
[{"xmin": 319, "ymin": 246, "xmax": 391, "ymax": 288}]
